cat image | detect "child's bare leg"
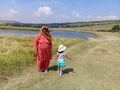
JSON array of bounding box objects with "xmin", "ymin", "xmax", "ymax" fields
[
  {"xmin": 59, "ymin": 67, "xmax": 63, "ymax": 76},
  {"xmin": 57, "ymin": 66, "xmax": 60, "ymax": 74}
]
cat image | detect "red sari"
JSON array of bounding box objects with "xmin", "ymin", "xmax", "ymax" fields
[{"xmin": 34, "ymin": 32, "xmax": 52, "ymax": 72}]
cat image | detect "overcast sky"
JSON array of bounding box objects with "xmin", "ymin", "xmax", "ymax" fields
[{"xmin": 0, "ymin": 0, "xmax": 120, "ymax": 23}]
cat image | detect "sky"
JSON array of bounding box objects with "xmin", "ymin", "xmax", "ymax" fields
[{"xmin": 0, "ymin": 0, "xmax": 120, "ymax": 23}]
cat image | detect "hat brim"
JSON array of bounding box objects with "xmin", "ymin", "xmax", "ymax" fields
[{"xmin": 58, "ymin": 47, "xmax": 66, "ymax": 52}]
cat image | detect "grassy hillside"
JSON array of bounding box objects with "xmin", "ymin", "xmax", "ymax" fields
[
  {"xmin": 0, "ymin": 32, "xmax": 120, "ymax": 90},
  {"xmin": 0, "ymin": 20, "xmax": 120, "ymax": 31},
  {"xmin": 0, "ymin": 20, "xmax": 120, "ymax": 90},
  {"xmin": 0, "ymin": 35, "xmax": 81, "ymax": 84},
  {"xmin": 0, "ymin": 22, "xmax": 120, "ymax": 32}
]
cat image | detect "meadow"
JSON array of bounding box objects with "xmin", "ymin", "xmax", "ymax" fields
[
  {"xmin": 0, "ymin": 24, "xmax": 120, "ymax": 90},
  {"xmin": 0, "ymin": 20, "xmax": 120, "ymax": 32},
  {"xmin": 0, "ymin": 35, "xmax": 81, "ymax": 84}
]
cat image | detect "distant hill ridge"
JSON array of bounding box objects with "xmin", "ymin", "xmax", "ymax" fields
[
  {"xmin": 0, "ymin": 20, "xmax": 120, "ymax": 28},
  {"xmin": 0, "ymin": 20, "xmax": 20, "ymax": 24}
]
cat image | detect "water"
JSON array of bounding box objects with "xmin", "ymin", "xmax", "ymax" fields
[
  {"xmin": 51, "ymin": 30, "xmax": 96, "ymax": 38},
  {"xmin": 0, "ymin": 29, "xmax": 96, "ymax": 38}
]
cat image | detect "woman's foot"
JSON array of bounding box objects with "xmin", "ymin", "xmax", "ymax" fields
[
  {"xmin": 45, "ymin": 69, "xmax": 48, "ymax": 74},
  {"xmin": 38, "ymin": 69, "xmax": 44, "ymax": 72}
]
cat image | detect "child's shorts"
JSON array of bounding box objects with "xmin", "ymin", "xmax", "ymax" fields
[{"xmin": 57, "ymin": 59, "xmax": 65, "ymax": 67}]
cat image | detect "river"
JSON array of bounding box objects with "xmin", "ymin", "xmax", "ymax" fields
[{"xmin": 0, "ymin": 29, "xmax": 96, "ymax": 38}]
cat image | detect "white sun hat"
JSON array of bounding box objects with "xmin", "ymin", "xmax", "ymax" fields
[{"xmin": 58, "ymin": 44, "xmax": 67, "ymax": 52}]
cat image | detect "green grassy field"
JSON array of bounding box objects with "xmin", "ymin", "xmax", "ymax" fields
[
  {"xmin": 0, "ymin": 21, "xmax": 120, "ymax": 32},
  {"xmin": 0, "ymin": 28, "xmax": 120, "ymax": 90},
  {"xmin": 0, "ymin": 36, "xmax": 35, "ymax": 82},
  {"xmin": 0, "ymin": 35, "xmax": 81, "ymax": 84}
]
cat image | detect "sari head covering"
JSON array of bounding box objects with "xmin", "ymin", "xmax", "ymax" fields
[{"xmin": 40, "ymin": 26, "xmax": 52, "ymax": 41}]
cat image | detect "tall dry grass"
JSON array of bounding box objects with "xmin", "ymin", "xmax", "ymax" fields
[{"xmin": 0, "ymin": 35, "xmax": 81, "ymax": 83}]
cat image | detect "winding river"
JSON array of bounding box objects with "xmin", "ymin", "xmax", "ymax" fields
[{"xmin": 0, "ymin": 29, "xmax": 96, "ymax": 38}]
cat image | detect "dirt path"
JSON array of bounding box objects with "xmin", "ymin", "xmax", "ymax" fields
[
  {"xmin": 89, "ymin": 35, "xmax": 120, "ymax": 42},
  {"xmin": 1, "ymin": 35, "xmax": 120, "ymax": 90}
]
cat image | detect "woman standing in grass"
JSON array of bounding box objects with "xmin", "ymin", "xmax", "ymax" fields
[{"xmin": 34, "ymin": 26, "xmax": 52, "ymax": 73}]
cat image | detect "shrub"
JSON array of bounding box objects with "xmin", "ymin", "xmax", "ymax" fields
[{"xmin": 110, "ymin": 25, "xmax": 120, "ymax": 32}]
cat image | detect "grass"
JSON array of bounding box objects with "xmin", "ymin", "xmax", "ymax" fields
[
  {"xmin": 1, "ymin": 33, "xmax": 120, "ymax": 90},
  {"xmin": 0, "ymin": 22, "xmax": 120, "ymax": 32},
  {"xmin": 0, "ymin": 25, "xmax": 120, "ymax": 90},
  {"xmin": 52, "ymin": 23, "xmax": 120, "ymax": 32},
  {"xmin": 0, "ymin": 35, "xmax": 82, "ymax": 84},
  {"xmin": 79, "ymin": 41, "xmax": 120, "ymax": 90},
  {"xmin": 0, "ymin": 36, "xmax": 35, "ymax": 82}
]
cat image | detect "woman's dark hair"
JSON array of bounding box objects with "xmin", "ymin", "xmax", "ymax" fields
[{"xmin": 44, "ymin": 28, "xmax": 49, "ymax": 33}]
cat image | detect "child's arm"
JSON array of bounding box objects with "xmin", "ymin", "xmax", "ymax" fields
[
  {"xmin": 54, "ymin": 54, "xmax": 58, "ymax": 61},
  {"xmin": 65, "ymin": 54, "xmax": 72, "ymax": 60}
]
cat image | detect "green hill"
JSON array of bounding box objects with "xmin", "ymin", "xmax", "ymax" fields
[{"xmin": 0, "ymin": 20, "xmax": 120, "ymax": 28}]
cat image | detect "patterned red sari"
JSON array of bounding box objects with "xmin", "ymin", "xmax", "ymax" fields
[{"xmin": 34, "ymin": 28, "xmax": 52, "ymax": 72}]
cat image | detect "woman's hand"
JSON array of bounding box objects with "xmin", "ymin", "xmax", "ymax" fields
[{"xmin": 34, "ymin": 52, "xmax": 37, "ymax": 57}]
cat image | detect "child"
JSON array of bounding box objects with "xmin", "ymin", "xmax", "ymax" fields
[{"xmin": 55, "ymin": 44, "xmax": 71, "ymax": 76}]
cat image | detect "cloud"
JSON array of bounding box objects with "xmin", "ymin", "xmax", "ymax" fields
[
  {"xmin": 0, "ymin": 9, "xmax": 19, "ymax": 19},
  {"xmin": 33, "ymin": 6, "xmax": 53, "ymax": 17},
  {"xmin": 83, "ymin": 15, "xmax": 92, "ymax": 19},
  {"xmin": 71, "ymin": 10, "xmax": 119, "ymax": 21},
  {"xmin": 71, "ymin": 11, "xmax": 119, "ymax": 22},
  {"xmin": 9, "ymin": 9, "xmax": 19, "ymax": 17},
  {"xmin": 72, "ymin": 11, "xmax": 81, "ymax": 17},
  {"xmin": 71, "ymin": 11, "xmax": 93, "ymax": 19},
  {"xmin": 97, "ymin": 15, "xmax": 118, "ymax": 20}
]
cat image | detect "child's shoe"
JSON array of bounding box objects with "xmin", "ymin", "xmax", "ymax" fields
[
  {"xmin": 57, "ymin": 70, "xmax": 60, "ymax": 74},
  {"xmin": 59, "ymin": 71, "xmax": 62, "ymax": 76}
]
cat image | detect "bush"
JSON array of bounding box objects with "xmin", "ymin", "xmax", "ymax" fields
[{"xmin": 110, "ymin": 25, "xmax": 120, "ymax": 32}]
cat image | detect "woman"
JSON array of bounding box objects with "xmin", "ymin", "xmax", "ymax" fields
[{"xmin": 34, "ymin": 26, "xmax": 52, "ymax": 73}]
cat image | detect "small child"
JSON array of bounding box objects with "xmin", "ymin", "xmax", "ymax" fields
[{"xmin": 55, "ymin": 44, "xmax": 71, "ymax": 76}]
